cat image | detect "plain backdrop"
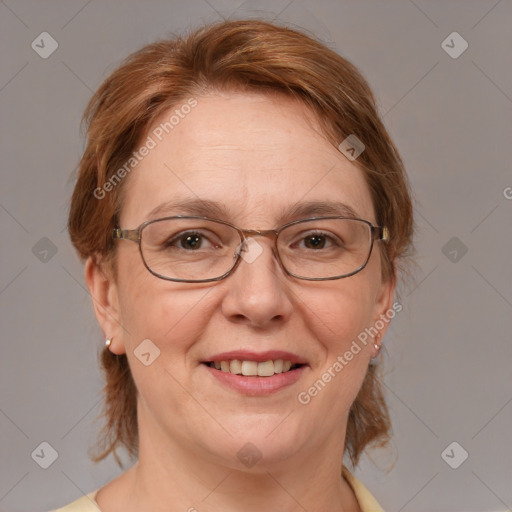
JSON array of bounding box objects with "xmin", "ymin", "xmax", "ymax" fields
[{"xmin": 1, "ymin": 1, "xmax": 511, "ymax": 511}]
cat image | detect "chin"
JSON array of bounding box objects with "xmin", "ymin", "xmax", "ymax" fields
[{"xmin": 201, "ymin": 413, "xmax": 314, "ymax": 470}]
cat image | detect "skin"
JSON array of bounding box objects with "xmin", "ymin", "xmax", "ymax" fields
[{"xmin": 85, "ymin": 91, "xmax": 395, "ymax": 512}]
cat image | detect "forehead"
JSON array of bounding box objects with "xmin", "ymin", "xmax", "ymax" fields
[{"xmin": 120, "ymin": 92, "xmax": 375, "ymax": 227}]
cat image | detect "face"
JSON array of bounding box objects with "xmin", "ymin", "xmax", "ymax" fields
[{"xmin": 89, "ymin": 91, "xmax": 395, "ymax": 471}]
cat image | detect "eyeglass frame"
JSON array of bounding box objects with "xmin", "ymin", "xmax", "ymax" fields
[{"xmin": 112, "ymin": 215, "xmax": 389, "ymax": 283}]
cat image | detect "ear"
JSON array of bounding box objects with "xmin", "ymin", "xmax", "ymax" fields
[
  {"xmin": 85, "ymin": 256, "xmax": 126, "ymax": 355},
  {"xmin": 371, "ymin": 270, "xmax": 398, "ymax": 343}
]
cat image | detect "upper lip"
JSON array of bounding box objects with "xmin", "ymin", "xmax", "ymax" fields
[{"xmin": 202, "ymin": 350, "xmax": 307, "ymax": 365}]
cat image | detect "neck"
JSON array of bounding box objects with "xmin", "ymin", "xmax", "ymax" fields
[{"xmin": 114, "ymin": 413, "xmax": 360, "ymax": 512}]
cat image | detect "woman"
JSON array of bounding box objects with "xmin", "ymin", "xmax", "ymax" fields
[{"xmin": 57, "ymin": 18, "xmax": 413, "ymax": 512}]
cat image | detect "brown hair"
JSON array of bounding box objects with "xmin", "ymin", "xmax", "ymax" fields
[{"xmin": 68, "ymin": 19, "xmax": 413, "ymax": 467}]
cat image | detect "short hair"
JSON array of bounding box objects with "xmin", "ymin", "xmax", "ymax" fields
[{"xmin": 68, "ymin": 19, "xmax": 414, "ymax": 467}]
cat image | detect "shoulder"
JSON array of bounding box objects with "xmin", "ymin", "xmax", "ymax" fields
[
  {"xmin": 342, "ymin": 466, "xmax": 385, "ymax": 512},
  {"xmin": 50, "ymin": 490, "xmax": 99, "ymax": 512}
]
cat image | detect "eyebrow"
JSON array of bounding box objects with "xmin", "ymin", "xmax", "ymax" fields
[{"xmin": 146, "ymin": 198, "xmax": 361, "ymax": 224}]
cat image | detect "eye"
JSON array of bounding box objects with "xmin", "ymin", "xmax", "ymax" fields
[
  {"xmin": 303, "ymin": 233, "xmax": 328, "ymax": 249},
  {"xmin": 166, "ymin": 230, "xmax": 219, "ymax": 251},
  {"xmin": 293, "ymin": 231, "xmax": 340, "ymax": 250}
]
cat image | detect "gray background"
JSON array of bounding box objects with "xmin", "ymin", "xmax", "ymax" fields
[{"xmin": 1, "ymin": 1, "xmax": 511, "ymax": 511}]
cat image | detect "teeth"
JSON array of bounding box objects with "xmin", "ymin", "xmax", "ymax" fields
[
  {"xmin": 210, "ymin": 359, "xmax": 298, "ymax": 377},
  {"xmin": 257, "ymin": 360, "xmax": 274, "ymax": 377},
  {"xmin": 241, "ymin": 360, "xmax": 258, "ymax": 376},
  {"xmin": 230, "ymin": 359, "xmax": 242, "ymax": 374}
]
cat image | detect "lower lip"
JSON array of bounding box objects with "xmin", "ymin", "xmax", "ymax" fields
[{"xmin": 203, "ymin": 364, "xmax": 307, "ymax": 396}]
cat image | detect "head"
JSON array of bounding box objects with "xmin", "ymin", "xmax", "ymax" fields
[{"xmin": 69, "ymin": 19, "xmax": 413, "ymax": 469}]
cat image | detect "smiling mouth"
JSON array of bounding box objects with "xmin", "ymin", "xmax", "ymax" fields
[{"xmin": 203, "ymin": 359, "xmax": 304, "ymax": 377}]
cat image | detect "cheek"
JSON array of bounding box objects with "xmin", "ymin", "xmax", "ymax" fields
[
  {"xmin": 295, "ymin": 280, "xmax": 376, "ymax": 421},
  {"xmin": 120, "ymin": 284, "xmax": 211, "ymax": 346},
  {"xmin": 116, "ymin": 251, "xmax": 212, "ymax": 351},
  {"xmin": 303, "ymin": 276, "xmax": 378, "ymax": 353},
  {"xmin": 117, "ymin": 279, "xmax": 215, "ymax": 408}
]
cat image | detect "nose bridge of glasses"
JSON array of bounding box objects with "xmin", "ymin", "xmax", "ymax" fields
[
  {"xmin": 240, "ymin": 228, "xmax": 278, "ymax": 241},
  {"xmin": 239, "ymin": 228, "xmax": 279, "ymax": 251},
  {"xmin": 236, "ymin": 228, "xmax": 280, "ymax": 261}
]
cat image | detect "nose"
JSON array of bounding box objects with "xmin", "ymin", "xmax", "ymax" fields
[{"xmin": 220, "ymin": 236, "xmax": 294, "ymax": 329}]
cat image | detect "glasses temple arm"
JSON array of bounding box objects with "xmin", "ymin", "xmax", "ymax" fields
[
  {"xmin": 372, "ymin": 226, "xmax": 390, "ymax": 242},
  {"xmin": 112, "ymin": 228, "xmax": 141, "ymax": 242}
]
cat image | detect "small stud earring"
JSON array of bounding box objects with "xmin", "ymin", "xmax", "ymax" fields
[
  {"xmin": 105, "ymin": 338, "xmax": 112, "ymax": 347},
  {"xmin": 369, "ymin": 336, "xmax": 382, "ymax": 365}
]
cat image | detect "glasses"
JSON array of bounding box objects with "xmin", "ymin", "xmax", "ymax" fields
[{"xmin": 112, "ymin": 216, "xmax": 389, "ymax": 283}]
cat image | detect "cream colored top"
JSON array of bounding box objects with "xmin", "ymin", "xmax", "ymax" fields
[{"xmin": 51, "ymin": 466, "xmax": 384, "ymax": 511}]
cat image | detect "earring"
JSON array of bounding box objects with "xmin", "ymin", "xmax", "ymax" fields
[
  {"xmin": 369, "ymin": 336, "xmax": 382, "ymax": 365},
  {"xmin": 105, "ymin": 338, "xmax": 113, "ymax": 348}
]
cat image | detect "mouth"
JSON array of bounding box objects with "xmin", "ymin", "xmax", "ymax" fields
[
  {"xmin": 203, "ymin": 359, "xmax": 305, "ymax": 377},
  {"xmin": 200, "ymin": 351, "xmax": 308, "ymax": 395}
]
